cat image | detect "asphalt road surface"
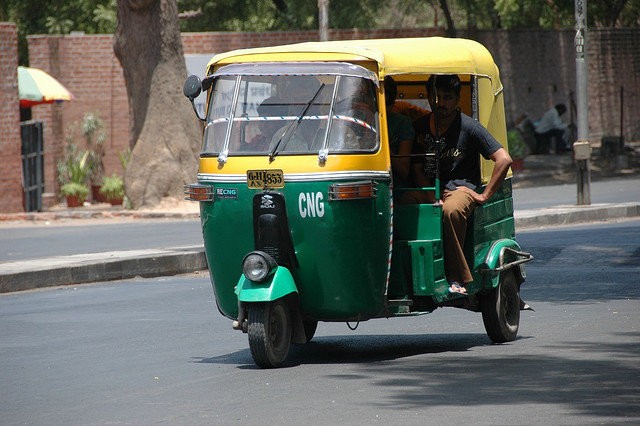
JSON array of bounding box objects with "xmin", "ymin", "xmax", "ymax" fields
[
  {"xmin": 1, "ymin": 220, "xmax": 639, "ymax": 425},
  {"xmin": 0, "ymin": 219, "xmax": 202, "ymax": 262}
]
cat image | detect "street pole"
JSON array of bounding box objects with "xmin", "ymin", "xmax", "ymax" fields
[
  {"xmin": 318, "ymin": 0, "xmax": 329, "ymax": 41},
  {"xmin": 574, "ymin": 0, "xmax": 591, "ymax": 205}
]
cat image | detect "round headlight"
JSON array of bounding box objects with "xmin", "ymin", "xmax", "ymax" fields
[{"xmin": 242, "ymin": 251, "xmax": 277, "ymax": 282}]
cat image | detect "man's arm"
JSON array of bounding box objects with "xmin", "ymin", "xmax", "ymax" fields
[{"xmin": 456, "ymin": 147, "xmax": 512, "ymax": 205}]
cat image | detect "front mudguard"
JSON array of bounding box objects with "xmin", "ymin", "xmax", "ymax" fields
[
  {"xmin": 234, "ymin": 266, "xmax": 307, "ymax": 343},
  {"xmin": 235, "ymin": 266, "xmax": 298, "ymax": 302}
]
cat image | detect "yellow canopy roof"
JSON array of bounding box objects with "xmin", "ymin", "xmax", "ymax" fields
[{"xmin": 207, "ymin": 37, "xmax": 503, "ymax": 94}]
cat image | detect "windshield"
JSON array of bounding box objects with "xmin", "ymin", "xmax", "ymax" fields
[{"xmin": 203, "ymin": 67, "xmax": 379, "ymax": 157}]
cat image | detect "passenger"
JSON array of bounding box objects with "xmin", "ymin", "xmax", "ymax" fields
[
  {"xmin": 244, "ymin": 96, "xmax": 285, "ymax": 152},
  {"xmin": 392, "ymin": 100, "xmax": 430, "ymax": 123},
  {"xmin": 384, "ymin": 76, "xmax": 415, "ymax": 187},
  {"xmin": 407, "ymin": 74, "xmax": 512, "ymax": 295},
  {"xmin": 534, "ymin": 103, "xmax": 570, "ymax": 153},
  {"xmin": 271, "ymin": 76, "xmax": 326, "ymax": 152}
]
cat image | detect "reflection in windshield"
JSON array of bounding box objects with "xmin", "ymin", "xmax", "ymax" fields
[{"xmin": 203, "ymin": 71, "xmax": 379, "ymax": 156}]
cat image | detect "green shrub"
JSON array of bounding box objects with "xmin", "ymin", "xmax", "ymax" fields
[
  {"xmin": 57, "ymin": 143, "xmax": 90, "ymax": 186},
  {"xmin": 60, "ymin": 182, "xmax": 89, "ymax": 201},
  {"xmin": 507, "ymin": 128, "xmax": 526, "ymax": 159},
  {"xmin": 99, "ymin": 174, "xmax": 125, "ymax": 200}
]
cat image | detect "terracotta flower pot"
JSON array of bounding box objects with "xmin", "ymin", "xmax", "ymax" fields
[
  {"xmin": 108, "ymin": 197, "xmax": 123, "ymax": 206},
  {"xmin": 65, "ymin": 195, "xmax": 84, "ymax": 208},
  {"xmin": 92, "ymin": 185, "xmax": 107, "ymax": 203},
  {"xmin": 511, "ymin": 158, "xmax": 525, "ymax": 172}
]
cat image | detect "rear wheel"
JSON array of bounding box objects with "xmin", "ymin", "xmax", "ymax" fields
[
  {"xmin": 247, "ymin": 300, "xmax": 292, "ymax": 368},
  {"xmin": 481, "ymin": 270, "xmax": 520, "ymax": 343}
]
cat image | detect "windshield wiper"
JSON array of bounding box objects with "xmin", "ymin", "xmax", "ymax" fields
[{"xmin": 269, "ymin": 83, "xmax": 325, "ymax": 162}]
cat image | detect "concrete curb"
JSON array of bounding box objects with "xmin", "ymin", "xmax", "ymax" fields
[
  {"xmin": 515, "ymin": 202, "xmax": 640, "ymax": 229},
  {"xmin": 0, "ymin": 210, "xmax": 200, "ymax": 222},
  {"xmin": 0, "ymin": 246, "xmax": 207, "ymax": 293},
  {"xmin": 1, "ymin": 203, "xmax": 639, "ymax": 294}
]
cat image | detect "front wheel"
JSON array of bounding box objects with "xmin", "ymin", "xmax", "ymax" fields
[
  {"xmin": 247, "ymin": 300, "xmax": 292, "ymax": 368},
  {"xmin": 481, "ymin": 270, "xmax": 520, "ymax": 343},
  {"xmin": 302, "ymin": 320, "xmax": 318, "ymax": 343}
]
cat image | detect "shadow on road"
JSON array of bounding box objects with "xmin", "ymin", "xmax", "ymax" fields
[{"xmin": 195, "ymin": 331, "xmax": 639, "ymax": 420}]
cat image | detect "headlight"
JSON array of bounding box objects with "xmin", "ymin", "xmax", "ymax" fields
[{"xmin": 242, "ymin": 251, "xmax": 278, "ymax": 282}]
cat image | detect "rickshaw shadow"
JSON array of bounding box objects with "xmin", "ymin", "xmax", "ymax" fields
[
  {"xmin": 195, "ymin": 332, "xmax": 522, "ymax": 368},
  {"xmin": 286, "ymin": 333, "xmax": 498, "ymax": 366}
]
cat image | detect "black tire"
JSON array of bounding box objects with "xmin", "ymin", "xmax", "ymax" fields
[
  {"xmin": 302, "ymin": 320, "xmax": 318, "ymax": 343},
  {"xmin": 247, "ymin": 300, "xmax": 292, "ymax": 368},
  {"xmin": 481, "ymin": 270, "xmax": 520, "ymax": 343}
]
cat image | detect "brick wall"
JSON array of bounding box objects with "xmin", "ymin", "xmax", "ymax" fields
[
  {"xmin": 28, "ymin": 34, "xmax": 129, "ymax": 201},
  {"xmin": 25, "ymin": 27, "xmax": 442, "ymax": 211},
  {"xmin": 0, "ymin": 26, "xmax": 635, "ymax": 213},
  {"xmin": 0, "ymin": 22, "xmax": 24, "ymax": 213},
  {"xmin": 181, "ymin": 28, "xmax": 442, "ymax": 53},
  {"xmin": 470, "ymin": 29, "xmax": 640, "ymax": 140}
]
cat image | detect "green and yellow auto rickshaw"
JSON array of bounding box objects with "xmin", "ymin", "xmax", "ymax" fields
[{"xmin": 183, "ymin": 37, "xmax": 532, "ymax": 368}]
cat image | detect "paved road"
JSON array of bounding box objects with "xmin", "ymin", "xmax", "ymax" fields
[
  {"xmin": 0, "ymin": 219, "xmax": 202, "ymax": 262},
  {"xmin": 512, "ymin": 177, "xmax": 640, "ymax": 210},
  {"xmin": 1, "ymin": 178, "xmax": 639, "ymax": 263},
  {"xmin": 1, "ymin": 221, "xmax": 639, "ymax": 425}
]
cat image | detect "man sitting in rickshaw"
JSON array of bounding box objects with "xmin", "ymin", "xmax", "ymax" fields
[{"xmin": 405, "ymin": 74, "xmax": 512, "ymax": 295}]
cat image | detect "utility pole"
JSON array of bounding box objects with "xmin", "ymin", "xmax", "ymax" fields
[
  {"xmin": 574, "ymin": 0, "xmax": 591, "ymax": 205},
  {"xmin": 318, "ymin": 0, "xmax": 329, "ymax": 41}
]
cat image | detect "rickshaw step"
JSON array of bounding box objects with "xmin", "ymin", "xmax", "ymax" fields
[{"xmin": 387, "ymin": 299, "xmax": 413, "ymax": 307}]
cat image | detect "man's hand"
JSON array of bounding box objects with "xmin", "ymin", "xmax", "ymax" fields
[{"xmin": 452, "ymin": 186, "xmax": 487, "ymax": 204}]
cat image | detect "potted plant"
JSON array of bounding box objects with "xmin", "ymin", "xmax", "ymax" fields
[
  {"xmin": 60, "ymin": 182, "xmax": 90, "ymax": 207},
  {"xmin": 507, "ymin": 128, "xmax": 527, "ymax": 171},
  {"xmin": 99, "ymin": 174, "xmax": 125, "ymax": 205},
  {"xmin": 57, "ymin": 143, "xmax": 90, "ymax": 207},
  {"xmin": 81, "ymin": 113, "xmax": 108, "ymax": 202}
]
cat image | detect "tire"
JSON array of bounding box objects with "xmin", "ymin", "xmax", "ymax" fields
[
  {"xmin": 302, "ymin": 320, "xmax": 318, "ymax": 343},
  {"xmin": 481, "ymin": 270, "xmax": 520, "ymax": 343},
  {"xmin": 247, "ymin": 300, "xmax": 292, "ymax": 368}
]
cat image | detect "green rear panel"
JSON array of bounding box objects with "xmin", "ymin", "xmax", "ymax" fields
[
  {"xmin": 468, "ymin": 179, "xmax": 516, "ymax": 291},
  {"xmin": 389, "ymin": 204, "xmax": 447, "ymax": 300},
  {"xmin": 200, "ymin": 179, "xmax": 392, "ymax": 321}
]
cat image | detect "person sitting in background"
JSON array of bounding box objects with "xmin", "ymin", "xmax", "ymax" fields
[{"xmin": 534, "ymin": 104, "xmax": 570, "ymax": 154}]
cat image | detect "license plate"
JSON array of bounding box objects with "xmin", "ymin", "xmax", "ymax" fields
[{"xmin": 246, "ymin": 169, "xmax": 285, "ymax": 189}]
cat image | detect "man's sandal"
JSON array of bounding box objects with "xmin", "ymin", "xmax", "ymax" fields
[{"xmin": 448, "ymin": 282, "xmax": 467, "ymax": 295}]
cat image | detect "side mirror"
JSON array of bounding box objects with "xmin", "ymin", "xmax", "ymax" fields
[
  {"xmin": 183, "ymin": 74, "xmax": 202, "ymax": 100},
  {"xmin": 183, "ymin": 75, "xmax": 205, "ymax": 121}
]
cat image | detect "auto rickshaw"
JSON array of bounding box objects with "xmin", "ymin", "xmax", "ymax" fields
[{"xmin": 183, "ymin": 37, "xmax": 533, "ymax": 368}]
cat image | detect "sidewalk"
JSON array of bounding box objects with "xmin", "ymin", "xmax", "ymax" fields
[{"xmin": 1, "ymin": 149, "xmax": 639, "ymax": 293}]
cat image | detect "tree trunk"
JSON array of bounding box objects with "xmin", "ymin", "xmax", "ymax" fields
[
  {"xmin": 113, "ymin": 0, "xmax": 201, "ymax": 209},
  {"xmin": 438, "ymin": 0, "xmax": 456, "ymax": 37}
]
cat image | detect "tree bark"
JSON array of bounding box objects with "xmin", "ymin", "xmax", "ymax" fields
[
  {"xmin": 438, "ymin": 0, "xmax": 456, "ymax": 37},
  {"xmin": 113, "ymin": 0, "xmax": 201, "ymax": 209}
]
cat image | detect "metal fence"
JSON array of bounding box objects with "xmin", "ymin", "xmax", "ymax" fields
[{"xmin": 20, "ymin": 120, "xmax": 44, "ymax": 212}]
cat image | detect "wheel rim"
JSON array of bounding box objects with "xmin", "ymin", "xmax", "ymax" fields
[{"xmin": 268, "ymin": 303, "xmax": 289, "ymax": 354}]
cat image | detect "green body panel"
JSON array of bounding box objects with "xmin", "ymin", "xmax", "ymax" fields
[
  {"xmin": 235, "ymin": 266, "xmax": 297, "ymax": 302},
  {"xmin": 390, "ymin": 204, "xmax": 447, "ymax": 301},
  {"xmin": 389, "ymin": 179, "xmax": 519, "ymax": 306},
  {"xmin": 200, "ymin": 179, "xmax": 392, "ymax": 321},
  {"xmin": 394, "ymin": 203, "xmax": 442, "ymax": 241}
]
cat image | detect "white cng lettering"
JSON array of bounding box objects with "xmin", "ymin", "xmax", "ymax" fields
[{"xmin": 298, "ymin": 192, "xmax": 325, "ymax": 218}]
